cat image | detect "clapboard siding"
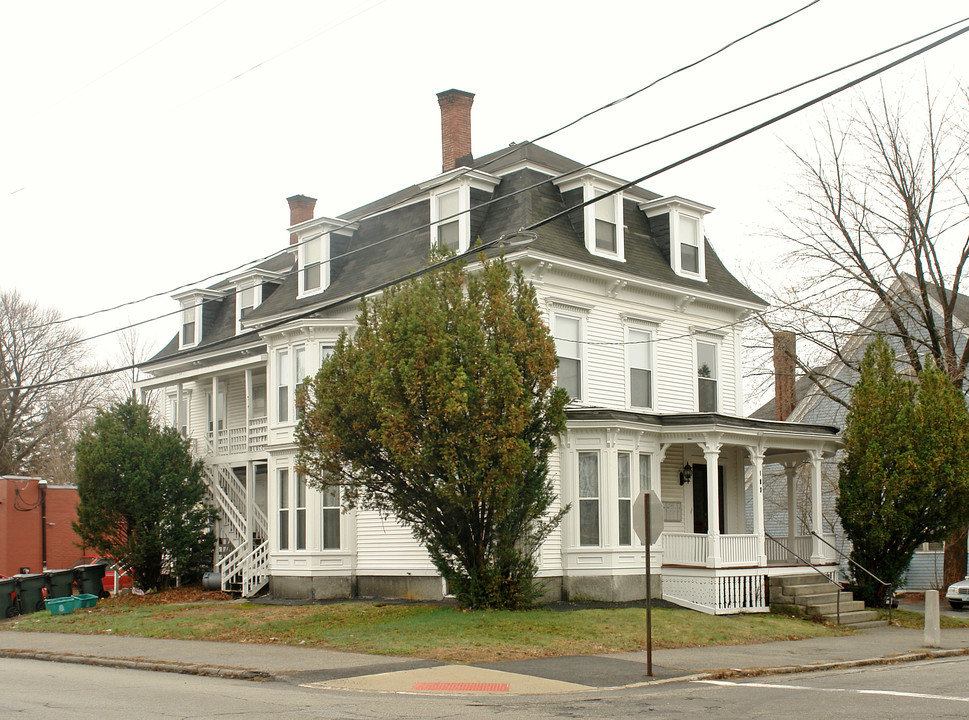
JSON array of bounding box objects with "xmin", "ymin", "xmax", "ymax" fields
[{"xmin": 354, "ymin": 510, "xmax": 436, "ymax": 572}]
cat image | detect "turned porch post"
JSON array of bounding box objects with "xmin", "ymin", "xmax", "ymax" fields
[
  {"xmin": 808, "ymin": 449, "xmax": 824, "ymax": 564},
  {"xmin": 783, "ymin": 461, "xmax": 798, "ymax": 563},
  {"xmin": 747, "ymin": 445, "xmax": 767, "ymax": 567},
  {"xmin": 702, "ymin": 438, "xmax": 722, "ymax": 568}
]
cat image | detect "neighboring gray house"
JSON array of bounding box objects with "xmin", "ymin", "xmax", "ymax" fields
[{"xmin": 753, "ymin": 282, "xmax": 969, "ymax": 590}]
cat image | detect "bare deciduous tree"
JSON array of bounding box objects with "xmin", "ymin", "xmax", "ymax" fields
[
  {"xmin": 0, "ymin": 290, "xmax": 105, "ymax": 484},
  {"xmin": 759, "ymin": 79, "xmax": 969, "ymax": 588}
]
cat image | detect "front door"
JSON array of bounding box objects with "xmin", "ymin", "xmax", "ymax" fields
[{"xmin": 692, "ymin": 463, "xmax": 725, "ymax": 534}]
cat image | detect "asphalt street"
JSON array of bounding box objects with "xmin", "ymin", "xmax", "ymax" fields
[{"xmin": 5, "ymin": 655, "xmax": 969, "ymax": 719}]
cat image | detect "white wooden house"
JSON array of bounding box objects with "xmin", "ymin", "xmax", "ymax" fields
[{"xmin": 137, "ymin": 90, "xmax": 841, "ymax": 613}]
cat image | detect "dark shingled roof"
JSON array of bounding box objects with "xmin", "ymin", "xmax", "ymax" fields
[{"xmin": 146, "ymin": 142, "xmax": 765, "ymax": 367}]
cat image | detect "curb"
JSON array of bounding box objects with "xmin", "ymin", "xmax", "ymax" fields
[
  {"xmin": 0, "ymin": 648, "xmax": 274, "ymax": 682},
  {"xmin": 619, "ymin": 646, "xmax": 969, "ymax": 690}
]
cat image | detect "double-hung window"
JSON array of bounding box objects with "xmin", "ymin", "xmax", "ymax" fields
[
  {"xmin": 322, "ymin": 482, "xmax": 340, "ymax": 550},
  {"xmin": 554, "ymin": 315, "xmax": 582, "ymax": 401},
  {"xmin": 594, "ymin": 189, "xmax": 618, "ymax": 253},
  {"xmin": 627, "ymin": 327, "xmax": 653, "ymax": 409},
  {"xmin": 278, "ymin": 468, "xmax": 290, "ymax": 551},
  {"xmin": 181, "ymin": 304, "xmax": 197, "ymax": 347},
  {"xmin": 294, "ymin": 346, "xmax": 306, "ymax": 420},
  {"xmin": 618, "ymin": 452, "xmax": 632, "ymax": 546},
  {"xmin": 435, "ymin": 190, "xmax": 460, "ymax": 252},
  {"xmin": 295, "ymin": 473, "xmax": 307, "ymax": 551},
  {"xmin": 301, "ymin": 236, "xmax": 324, "ymax": 294},
  {"xmin": 679, "ymin": 214, "xmax": 700, "ymax": 274},
  {"xmin": 578, "ymin": 451, "xmax": 600, "ymax": 546},
  {"xmin": 277, "ymin": 349, "xmax": 290, "ymax": 423},
  {"xmin": 696, "ymin": 340, "xmax": 718, "ymax": 412}
]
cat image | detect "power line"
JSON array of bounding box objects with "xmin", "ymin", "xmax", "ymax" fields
[
  {"xmin": 8, "ymin": 18, "xmax": 969, "ymax": 392},
  {"xmin": 16, "ymin": 14, "xmax": 969, "ymax": 364},
  {"xmin": 37, "ymin": 0, "xmax": 820, "ymax": 331}
]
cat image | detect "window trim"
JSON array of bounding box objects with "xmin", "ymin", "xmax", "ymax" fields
[
  {"xmin": 298, "ymin": 234, "xmax": 328, "ymax": 298},
  {"xmin": 552, "ymin": 310, "xmax": 586, "ymax": 403},
  {"xmin": 278, "ymin": 467, "xmax": 290, "ymax": 551},
  {"xmin": 430, "ymin": 187, "xmax": 465, "ymax": 253},
  {"xmin": 235, "ymin": 282, "xmax": 261, "ymax": 334},
  {"xmin": 586, "ymin": 184, "xmax": 624, "ymax": 260},
  {"xmin": 625, "ymin": 321, "xmax": 657, "ymax": 410},
  {"xmin": 577, "ymin": 450, "xmax": 601, "ymax": 547},
  {"xmin": 276, "ymin": 348, "xmax": 290, "ymax": 424},
  {"xmin": 695, "ymin": 338, "xmax": 720, "ymax": 413},
  {"xmin": 321, "ymin": 481, "xmax": 341, "ymax": 550},
  {"xmin": 638, "ymin": 196, "xmax": 713, "ymax": 281}
]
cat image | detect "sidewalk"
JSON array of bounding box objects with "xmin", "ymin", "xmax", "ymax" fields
[{"xmin": 2, "ymin": 625, "xmax": 968, "ymax": 695}]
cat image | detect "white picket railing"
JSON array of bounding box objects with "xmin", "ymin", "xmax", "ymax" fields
[
  {"xmin": 663, "ymin": 533, "xmax": 708, "ymax": 565},
  {"xmin": 720, "ymin": 534, "xmax": 759, "ymax": 567},
  {"xmin": 766, "ymin": 534, "xmax": 838, "ymax": 564},
  {"xmin": 242, "ymin": 541, "xmax": 270, "ymax": 597},
  {"xmin": 205, "ymin": 416, "xmax": 268, "ymax": 457}
]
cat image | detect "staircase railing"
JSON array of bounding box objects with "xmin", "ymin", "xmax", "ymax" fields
[
  {"xmin": 766, "ymin": 532, "xmax": 841, "ymax": 624},
  {"xmin": 810, "ymin": 531, "xmax": 893, "ymax": 622},
  {"xmin": 216, "ymin": 538, "xmax": 251, "ymax": 590},
  {"xmin": 202, "ymin": 466, "xmax": 247, "ymax": 547},
  {"xmin": 242, "ymin": 541, "xmax": 270, "ymax": 597}
]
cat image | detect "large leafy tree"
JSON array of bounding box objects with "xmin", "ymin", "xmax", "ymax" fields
[
  {"xmin": 837, "ymin": 338, "xmax": 969, "ymax": 604},
  {"xmin": 74, "ymin": 399, "xmax": 215, "ymax": 590},
  {"xmin": 296, "ymin": 256, "xmax": 568, "ymax": 609}
]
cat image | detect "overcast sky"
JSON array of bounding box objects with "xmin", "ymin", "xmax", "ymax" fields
[{"xmin": 2, "ymin": 0, "xmax": 967, "ymax": 372}]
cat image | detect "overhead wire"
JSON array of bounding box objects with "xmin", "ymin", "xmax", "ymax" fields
[
  {"xmin": 23, "ymin": 11, "xmax": 969, "ymax": 359},
  {"xmin": 7, "ymin": 17, "xmax": 969, "ymax": 392},
  {"xmin": 35, "ymin": 0, "xmax": 824, "ymax": 331},
  {"xmin": 9, "ymin": 17, "xmax": 969, "ymax": 366}
]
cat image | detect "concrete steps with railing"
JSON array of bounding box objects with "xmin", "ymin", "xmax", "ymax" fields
[{"xmin": 771, "ymin": 575, "xmax": 886, "ymax": 628}]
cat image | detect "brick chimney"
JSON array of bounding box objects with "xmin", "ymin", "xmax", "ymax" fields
[
  {"xmin": 287, "ymin": 195, "xmax": 317, "ymax": 246},
  {"xmin": 437, "ymin": 89, "xmax": 474, "ymax": 172},
  {"xmin": 773, "ymin": 331, "xmax": 797, "ymax": 421}
]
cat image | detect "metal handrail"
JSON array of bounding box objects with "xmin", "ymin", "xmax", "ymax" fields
[
  {"xmin": 765, "ymin": 532, "xmax": 840, "ymax": 625},
  {"xmin": 810, "ymin": 531, "xmax": 893, "ymax": 622}
]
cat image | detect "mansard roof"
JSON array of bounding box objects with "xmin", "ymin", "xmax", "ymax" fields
[{"xmin": 146, "ymin": 142, "xmax": 765, "ymax": 366}]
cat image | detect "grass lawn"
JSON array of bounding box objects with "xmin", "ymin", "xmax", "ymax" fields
[
  {"xmin": 2, "ymin": 591, "xmax": 849, "ymax": 663},
  {"xmin": 878, "ymin": 607, "xmax": 969, "ymax": 630}
]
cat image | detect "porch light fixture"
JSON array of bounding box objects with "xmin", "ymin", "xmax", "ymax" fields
[{"xmin": 679, "ymin": 463, "xmax": 693, "ymax": 486}]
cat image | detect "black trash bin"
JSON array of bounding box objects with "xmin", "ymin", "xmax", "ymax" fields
[
  {"xmin": 45, "ymin": 568, "xmax": 75, "ymax": 599},
  {"xmin": 0, "ymin": 577, "xmax": 17, "ymax": 618},
  {"xmin": 13, "ymin": 574, "xmax": 48, "ymax": 614},
  {"xmin": 73, "ymin": 563, "xmax": 108, "ymax": 599}
]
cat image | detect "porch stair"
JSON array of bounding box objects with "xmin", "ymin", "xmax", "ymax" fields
[{"xmin": 770, "ymin": 575, "xmax": 886, "ymax": 628}]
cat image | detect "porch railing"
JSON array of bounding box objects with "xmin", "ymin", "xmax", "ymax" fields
[
  {"xmin": 720, "ymin": 534, "xmax": 759, "ymax": 567},
  {"xmin": 206, "ymin": 416, "xmax": 268, "ymax": 457},
  {"xmin": 663, "ymin": 532, "xmax": 708, "ymax": 565},
  {"xmin": 766, "ymin": 534, "xmax": 838, "ymax": 564}
]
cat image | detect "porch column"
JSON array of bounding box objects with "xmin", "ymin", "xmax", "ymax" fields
[
  {"xmin": 176, "ymin": 383, "xmax": 184, "ymax": 436},
  {"xmin": 747, "ymin": 446, "xmax": 766, "ymax": 567},
  {"xmin": 211, "ymin": 376, "xmax": 219, "ymax": 452},
  {"xmin": 784, "ymin": 461, "xmax": 798, "ymax": 563},
  {"xmin": 808, "ymin": 449, "xmax": 824, "ymax": 564},
  {"xmin": 702, "ymin": 438, "xmax": 722, "ymax": 569}
]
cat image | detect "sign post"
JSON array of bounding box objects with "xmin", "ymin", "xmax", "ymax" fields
[{"xmin": 633, "ymin": 489, "xmax": 663, "ymax": 678}]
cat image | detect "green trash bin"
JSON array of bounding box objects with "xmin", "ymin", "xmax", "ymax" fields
[
  {"xmin": 73, "ymin": 563, "xmax": 108, "ymax": 598},
  {"xmin": 45, "ymin": 569, "xmax": 75, "ymax": 599},
  {"xmin": 0, "ymin": 577, "xmax": 17, "ymax": 618},
  {"xmin": 14, "ymin": 574, "xmax": 48, "ymax": 614}
]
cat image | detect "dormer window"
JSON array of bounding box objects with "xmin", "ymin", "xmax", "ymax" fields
[
  {"xmin": 172, "ymin": 289, "xmax": 222, "ymax": 350},
  {"xmin": 289, "ymin": 216, "xmax": 359, "ymax": 299},
  {"xmin": 422, "ymin": 168, "xmax": 500, "ymax": 255},
  {"xmin": 639, "ymin": 196, "xmax": 713, "ymax": 281},
  {"xmin": 226, "ymin": 268, "xmax": 283, "ymax": 334},
  {"xmin": 301, "ymin": 236, "xmax": 324, "ymax": 295},
  {"xmin": 554, "ymin": 173, "xmax": 626, "ymax": 261},
  {"xmin": 181, "ymin": 303, "xmax": 198, "ymax": 347},
  {"xmin": 435, "ymin": 190, "xmax": 461, "ymax": 251}
]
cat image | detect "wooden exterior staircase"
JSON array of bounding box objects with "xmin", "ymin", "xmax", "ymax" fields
[{"xmin": 770, "ymin": 575, "xmax": 886, "ymax": 628}]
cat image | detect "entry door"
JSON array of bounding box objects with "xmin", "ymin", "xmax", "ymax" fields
[{"xmin": 692, "ymin": 464, "xmax": 725, "ymax": 534}]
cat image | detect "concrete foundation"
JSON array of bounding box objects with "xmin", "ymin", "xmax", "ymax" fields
[
  {"xmin": 563, "ymin": 573, "xmax": 661, "ymax": 603},
  {"xmin": 269, "ymin": 575, "xmax": 353, "ymax": 600}
]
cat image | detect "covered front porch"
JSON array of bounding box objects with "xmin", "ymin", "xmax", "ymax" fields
[{"xmin": 563, "ymin": 409, "xmax": 841, "ymax": 613}]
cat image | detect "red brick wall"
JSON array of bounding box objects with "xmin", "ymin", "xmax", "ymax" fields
[{"xmin": 0, "ymin": 478, "xmax": 83, "ymax": 576}]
